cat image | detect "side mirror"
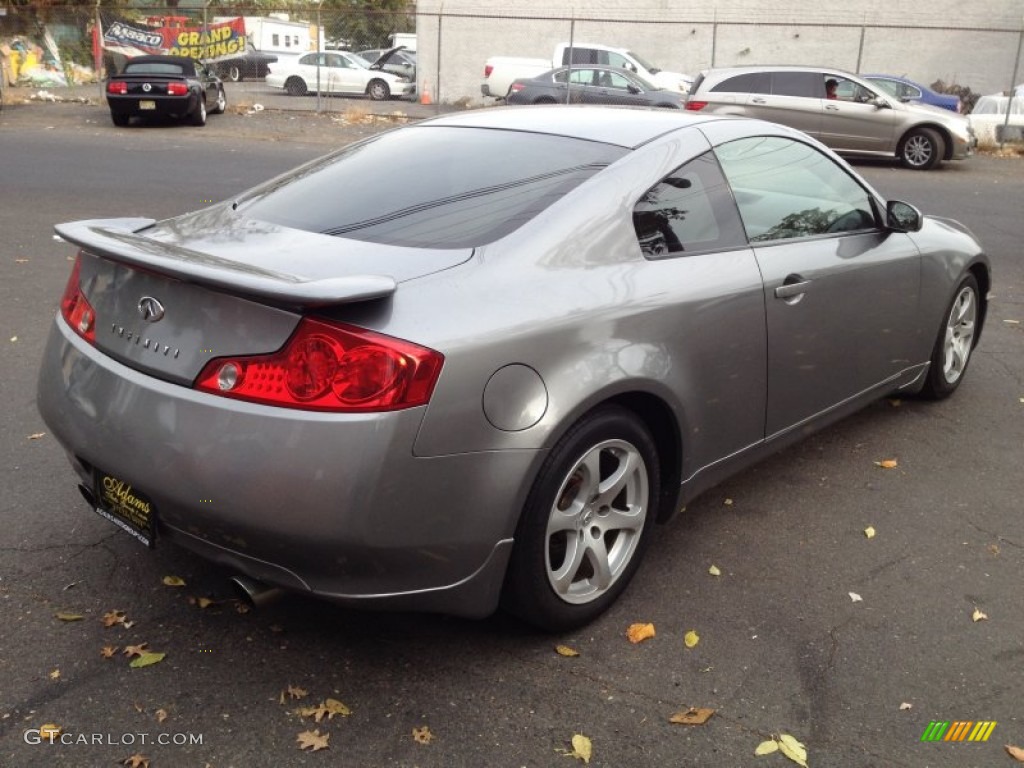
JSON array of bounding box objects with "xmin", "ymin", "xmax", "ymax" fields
[
  {"xmin": 886, "ymin": 200, "xmax": 923, "ymax": 232},
  {"xmin": 871, "ymin": 97, "xmax": 891, "ymax": 109},
  {"xmin": 627, "ymin": 84, "xmax": 641, "ymax": 94}
]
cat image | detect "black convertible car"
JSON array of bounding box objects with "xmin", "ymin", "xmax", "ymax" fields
[{"xmin": 106, "ymin": 55, "xmax": 226, "ymax": 127}]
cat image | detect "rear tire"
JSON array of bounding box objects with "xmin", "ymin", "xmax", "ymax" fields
[
  {"xmin": 920, "ymin": 274, "xmax": 980, "ymax": 399},
  {"xmin": 211, "ymin": 86, "xmax": 227, "ymax": 115},
  {"xmin": 190, "ymin": 96, "xmax": 207, "ymax": 126},
  {"xmin": 285, "ymin": 77, "xmax": 307, "ymax": 97},
  {"xmin": 899, "ymin": 127, "xmax": 944, "ymax": 170},
  {"xmin": 228, "ymin": 65, "xmax": 242, "ymax": 83},
  {"xmin": 501, "ymin": 406, "xmax": 660, "ymax": 632}
]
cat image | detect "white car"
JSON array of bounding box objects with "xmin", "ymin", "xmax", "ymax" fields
[
  {"xmin": 266, "ymin": 51, "xmax": 413, "ymax": 100},
  {"xmin": 968, "ymin": 93, "xmax": 1024, "ymax": 144}
]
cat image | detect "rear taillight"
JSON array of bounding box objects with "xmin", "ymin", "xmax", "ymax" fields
[
  {"xmin": 60, "ymin": 256, "xmax": 96, "ymax": 344},
  {"xmin": 107, "ymin": 81, "xmax": 128, "ymax": 95},
  {"xmin": 167, "ymin": 82, "xmax": 188, "ymax": 96},
  {"xmin": 194, "ymin": 318, "xmax": 444, "ymax": 412},
  {"xmin": 484, "ymin": 64, "xmax": 493, "ymax": 78},
  {"xmin": 684, "ymin": 100, "xmax": 707, "ymax": 111},
  {"xmin": 509, "ymin": 83, "xmax": 525, "ymax": 93}
]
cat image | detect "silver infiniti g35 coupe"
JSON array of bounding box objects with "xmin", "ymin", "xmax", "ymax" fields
[{"xmin": 37, "ymin": 106, "xmax": 989, "ymax": 631}]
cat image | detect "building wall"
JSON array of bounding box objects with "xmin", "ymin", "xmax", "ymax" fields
[{"xmin": 415, "ymin": 0, "xmax": 1024, "ymax": 104}]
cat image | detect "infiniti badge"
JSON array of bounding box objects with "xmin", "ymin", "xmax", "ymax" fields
[{"xmin": 138, "ymin": 297, "xmax": 165, "ymax": 322}]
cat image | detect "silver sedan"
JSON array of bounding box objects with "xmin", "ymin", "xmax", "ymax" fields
[{"xmin": 37, "ymin": 106, "xmax": 989, "ymax": 631}]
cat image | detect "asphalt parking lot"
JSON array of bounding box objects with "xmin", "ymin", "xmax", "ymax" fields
[{"xmin": 1, "ymin": 99, "xmax": 1022, "ymax": 768}]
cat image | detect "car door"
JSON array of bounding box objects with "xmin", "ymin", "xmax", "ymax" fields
[
  {"xmin": 820, "ymin": 76, "xmax": 901, "ymax": 152},
  {"xmin": 585, "ymin": 69, "xmax": 648, "ymax": 106},
  {"xmin": 738, "ymin": 71, "xmax": 823, "ymax": 139},
  {"xmin": 713, "ymin": 134, "xmax": 921, "ymax": 437}
]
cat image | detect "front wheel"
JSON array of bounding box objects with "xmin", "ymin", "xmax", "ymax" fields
[
  {"xmin": 228, "ymin": 65, "xmax": 242, "ymax": 82},
  {"xmin": 899, "ymin": 127, "xmax": 944, "ymax": 170},
  {"xmin": 366, "ymin": 79, "xmax": 390, "ymax": 101},
  {"xmin": 920, "ymin": 274, "xmax": 980, "ymax": 399},
  {"xmin": 211, "ymin": 86, "xmax": 226, "ymax": 114},
  {"xmin": 502, "ymin": 406, "xmax": 660, "ymax": 631}
]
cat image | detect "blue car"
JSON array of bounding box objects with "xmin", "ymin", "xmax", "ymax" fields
[{"xmin": 865, "ymin": 74, "xmax": 961, "ymax": 113}]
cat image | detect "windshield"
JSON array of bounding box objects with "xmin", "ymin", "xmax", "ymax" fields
[
  {"xmin": 626, "ymin": 50, "xmax": 657, "ymax": 73},
  {"xmin": 242, "ymin": 126, "xmax": 627, "ymax": 248}
]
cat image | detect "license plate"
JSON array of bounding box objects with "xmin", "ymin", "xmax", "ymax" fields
[
  {"xmin": 139, "ymin": 100, "xmax": 156, "ymax": 110},
  {"xmin": 94, "ymin": 470, "xmax": 156, "ymax": 548}
]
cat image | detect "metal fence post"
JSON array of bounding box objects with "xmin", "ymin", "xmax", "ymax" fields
[
  {"xmin": 566, "ymin": 15, "xmax": 575, "ymax": 104},
  {"xmin": 1001, "ymin": 18, "xmax": 1023, "ymax": 148}
]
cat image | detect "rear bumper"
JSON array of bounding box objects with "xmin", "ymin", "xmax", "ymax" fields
[
  {"xmin": 107, "ymin": 93, "xmax": 199, "ymax": 118},
  {"xmin": 37, "ymin": 316, "xmax": 536, "ymax": 618}
]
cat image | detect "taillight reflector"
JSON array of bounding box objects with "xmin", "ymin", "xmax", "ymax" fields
[
  {"xmin": 684, "ymin": 100, "xmax": 708, "ymax": 111},
  {"xmin": 107, "ymin": 81, "xmax": 128, "ymax": 95},
  {"xmin": 509, "ymin": 83, "xmax": 525, "ymax": 93},
  {"xmin": 484, "ymin": 64, "xmax": 493, "ymax": 78},
  {"xmin": 194, "ymin": 318, "xmax": 444, "ymax": 412},
  {"xmin": 167, "ymin": 82, "xmax": 188, "ymax": 96},
  {"xmin": 60, "ymin": 256, "xmax": 96, "ymax": 344}
]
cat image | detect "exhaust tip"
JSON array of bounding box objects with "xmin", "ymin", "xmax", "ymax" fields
[{"xmin": 230, "ymin": 575, "xmax": 284, "ymax": 609}]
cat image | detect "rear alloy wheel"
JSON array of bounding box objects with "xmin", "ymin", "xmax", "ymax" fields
[
  {"xmin": 211, "ymin": 87, "xmax": 227, "ymax": 114},
  {"xmin": 899, "ymin": 127, "xmax": 944, "ymax": 170},
  {"xmin": 190, "ymin": 96, "xmax": 207, "ymax": 126},
  {"xmin": 367, "ymin": 79, "xmax": 390, "ymax": 101},
  {"xmin": 921, "ymin": 274, "xmax": 980, "ymax": 399},
  {"xmin": 285, "ymin": 77, "xmax": 307, "ymax": 97},
  {"xmin": 502, "ymin": 406, "xmax": 659, "ymax": 631},
  {"xmin": 228, "ymin": 65, "xmax": 242, "ymax": 82}
]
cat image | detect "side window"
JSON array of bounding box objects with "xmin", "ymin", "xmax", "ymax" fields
[
  {"xmin": 272, "ymin": 34, "xmax": 280, "ymax": 47},
  {"xmin": 714, "ymin": 136, "xmax": 878, "ymax": 243},
  {"xmin": 606, "ymin": 52, "xmax": 635, "ymax": 72},
  {"xmin": 770, "ymin": 72, "xmax": 821, "ymax": 97},
  {"xmin": 632, "ymin": 152, "xmax": 748, "ymax": 258},
  {"xmin": 712, "ymin": 72, "xmax": 770, "ymax": 94},
  {"xmin": 606, "ymin": 71, "xmax": 631, "ymax": 89},
  {"xmin": 568, "ymin": 68, "xmax": 596, "ymax": 86}
]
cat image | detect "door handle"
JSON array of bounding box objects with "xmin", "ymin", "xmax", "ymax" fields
[
  {"xmin": 751, "ymin": 97, "xmax": 767, "ymax": 104},
  {"xmin": 774, "ymin": 278, "xmax": 812, "ymax": 299}
]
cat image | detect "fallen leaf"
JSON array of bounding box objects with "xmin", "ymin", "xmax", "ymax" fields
[
  {"xmin": 286, "ymin": 685, "xmax": 308, "ymax": 700},
  {"xmin": 723, "ymin": 498, "xmax": 734, "ymax": 506},
  {"xmin": 122, "ymin": 754, "xmax": 150, "ymax": 768},
  {"xmin": 669, "ymin": 707, "xmax": 715, "ymax": 725},
  {"xmin": 864, "ymin": 526, "xmax": 876, "ymax": 539},
  {"xmin": 555, "ymin": 645, "xmax": 580, "ymax": 657},
  {"xmin": 899, "ymin": 702, "xmax": 913, "ymax": 711},
  {"xmin": 777, "ymin": 733, "xmax": 808, "ymax": 767},
  {"xmin": 39, "ymin": 723, "xmax": 62, "ymax": 740},
  {"xmin": 412, "ymin": 725, "xmax": 434, "ymax": 744},
  {"xmin": 684, "ymin": 630, "xmax": 700, "ymax": 649},
  {"xmin": 155, "ymin": 709, "xmax": 168, "ymax": 723},
  {"xmin": 570, "ymin": 733, "xmax": 592, "ymax": 764},
  {"xmin": 10, "ymin": 336, "xmax": 17, "ymax": 343},
  {"xmin": 122, "ymin": 620, "xmax": 135, "ymax": 629},
  {"xmin": 323, "ymin": 699, "xmax": 351, "ymax": 719},
  {"xmin": 888, "ymin": 398, "xmax": 902, "ymax": 407},
  {"xmin": 130, "ymin": 652, "xmax": 166, "ymax": 668},
  {"xmin": 102, "ymin": 610, "xmax": 126, "ymax": 627},
  {"xmin": 755, "ymin": 739, "xmax": 779, "ymax": 756},
  {"xmin": 849, "ymin": 592, "xmax": 863, "ymax": 603},
  {"xmin": 49, "ymin": 669, "xmax": 60, "ymax": 680},
  {"xmin": 234, "ymin": 601, "xmax": 251, "ymax": 614},
  {"xmin": 15, "ymin": 258, "xmax": 29, "ymax": 263},
  {"xmin": 28, "ymin": 432, "xmax": 46, "ymax": 440},
  {"xmin": 708, "ymin": 564, "xmax": 721, "ymax": 577},
  {"xmin": 972, "ymin": 607, "xmax": 988, "ymax": 622},
  {"xmin": 123, "ymin": 643, "xmax": 149, "ymax": 659},
  {"xmin": 162, "ymin": 575, "xmax": 186, "ymax": 587},
  {"xmin": 1006, "ymin": 744, "xmax": 1024, "ymax": 762},
  {"xmin": 989, "ymin": 544, "xmax": 1001, "ymax": 556},
  {"xmin": 55, "ymin": 612, "xmax": 84, "ymax": 622},
  {"xmin": 874, "ymin": 459, "xmax": 898, "ymax": 469},
  {"xmin": 626, "ymin": 622, "xmax": 656, "ymax": 644},
  {"xmin": 101, "ymin": 646, "xmax": 118, "ymax": 658},
  {"xmin": 196, "ymin": 597, "xmax": 214, "ymax": 609},
  {"xmin": 1004, "ymin": 319, "xmax": 1021, "ymax": 325},
  {"xmin": 296, "ymin": 729, "xmax": 330, "ymax": 752}
]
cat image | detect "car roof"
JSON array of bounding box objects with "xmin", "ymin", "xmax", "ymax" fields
[
  {"xmin": 701, "ymin": 64, "xmax": 861, "ymax": 79},
  {"xmin": 420, "ymin": 105, "xmax": 719, "ymax": 148}
]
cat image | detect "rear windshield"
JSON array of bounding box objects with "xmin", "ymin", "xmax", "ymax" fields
[
  {"xmin": 241, "ymin": 126, "xmax": 627, "ymax": 248},
  {"xmin": 123, "ymin": 62, "xmax": 188, "ymax": 76}
]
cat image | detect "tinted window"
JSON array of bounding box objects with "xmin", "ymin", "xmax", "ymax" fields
[
  {"xmin": 712, "ymin": 72, "xmax": 770, "ymax": 94},
  {"xmin": 714, "ymin": 136, "xmax": 877, "ymax": 242},
  {"xmin": 123, "ymin": 62, "xmax": 187, "ymax": 76},
  {"xmin": 633, "ymin": 152, "xmax": 748, "ymax": 258},
  {"xmin": 770, "ymin": 72, "xmax": 821, "ymax": 97},
  {"xmin": 242, "ymin": 127, "xmax": 627, "ymax": 249}
]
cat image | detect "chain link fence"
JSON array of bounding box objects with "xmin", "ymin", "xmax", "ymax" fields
[{"xmin": 2, "ymin": 5, "xmax": 1022, "ymax": 139}]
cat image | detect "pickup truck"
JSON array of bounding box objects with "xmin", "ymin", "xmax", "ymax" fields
[{"xmin": 482, "ymin": 42, "xmax": 692, "ymax": 100}]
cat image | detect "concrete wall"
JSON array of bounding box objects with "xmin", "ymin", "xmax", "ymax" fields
[{"xmin": 415, "ymin": 1, "xmax": 1024, "ymax": 104}]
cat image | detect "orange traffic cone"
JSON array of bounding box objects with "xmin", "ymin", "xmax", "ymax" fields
[{"xmin": 419, "ymin": 84, "xmax": 432, "ymax": 105}]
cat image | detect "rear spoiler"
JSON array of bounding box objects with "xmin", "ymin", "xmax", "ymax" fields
[{"xmin": 54, "ymin": 218, "xmax": 397, "ymax": 307}]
